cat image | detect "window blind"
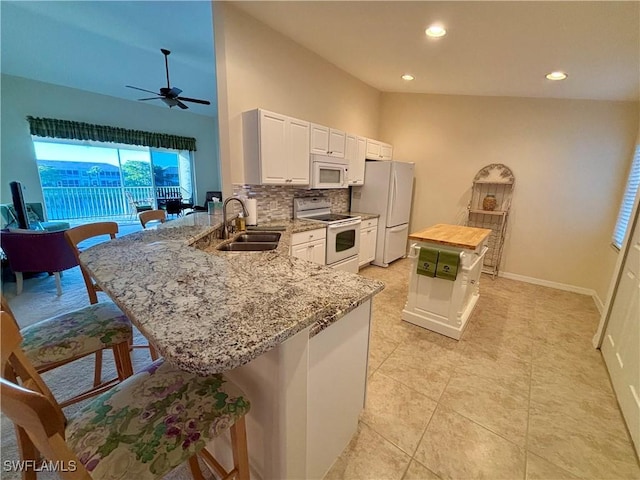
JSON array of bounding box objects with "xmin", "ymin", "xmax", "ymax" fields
[{"xmin": 613, "ymin": 145, "xmax": 640, "ymax": 249}]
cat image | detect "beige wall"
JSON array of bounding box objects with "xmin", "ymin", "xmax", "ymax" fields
[
  {"xmin": 0, "ymin": 74, "xmax": 221, "ymax": 207},
  {"xmin": 213, "ymin": 3, "xmax": 639, "ymax": 298},
  {"xmin": 379, "ymin": 93, "xmax": 639, "ymax": 299},
  {"xmin": 213, "ymin": 2, "xmax": 380, "ymax": 189}
]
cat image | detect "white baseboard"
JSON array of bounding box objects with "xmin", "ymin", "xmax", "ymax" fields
[{"xmin": 498, "ymin": 270, "xmax": 603, "ymax": 312}]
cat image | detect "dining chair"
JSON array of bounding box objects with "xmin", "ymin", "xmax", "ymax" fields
[
  {"xmin": 64, "ymin": 222, "xmax": 159, "ymax": 362},
  {"xmin": 1, "ymin": 310, "xmax": 251, "ymax": 480},
  {"xmin": 138, "ymin": 209, "xmax": 167, "ymax": 229}
]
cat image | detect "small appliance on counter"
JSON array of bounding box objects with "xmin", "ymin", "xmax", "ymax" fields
[
  {"xmin": 351, "ymin": 160, "xmax": 415, "ymax": 267},
  {"xmin": 294, "ymin": 197, "xmax": 361, "ymax": 273}
]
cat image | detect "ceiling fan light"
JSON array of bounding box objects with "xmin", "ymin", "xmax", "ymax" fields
[
  {"xmin": 161, "ymin": 97, "xmax": 178, "ymax": 108},
  {"xmin": 425, "ymin": 25, "xmax": 446, "ymax": 38},
  {"xmin": 546, "ymin": 71, "xmax": 568, "ymax": 81},
  {"xmin": 401, "ymin": 74, "xmax": 415, "ymax": 81}
]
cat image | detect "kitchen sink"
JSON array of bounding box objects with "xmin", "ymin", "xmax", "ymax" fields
[
  {"xmin": 234, "ymin": 232, "xmax": 282, "ymax": 243},
  {"xmin": 216, "ymin": 230, "xmax": 282, "ymax": 252},
  {"xmin": 217, "ymin": 242, "xmax": 279, "ymax": 252}
]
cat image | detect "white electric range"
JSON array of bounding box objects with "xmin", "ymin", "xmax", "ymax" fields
[{"xmin": 293, "ymin": 197, "xmax": 361, "ymax": 273}]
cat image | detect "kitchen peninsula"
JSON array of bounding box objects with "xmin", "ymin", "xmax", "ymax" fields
[{"xmin": 79, "ymin": 212, "xmax": 384, "ymax": 480}]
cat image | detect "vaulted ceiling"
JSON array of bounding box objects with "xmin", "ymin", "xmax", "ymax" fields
[
  {"xmin": 233, "ymin": 1, "xmax": 639, "ymax": 101},
  {"xmin": 2, "ymin": 0, "xmax": 638, "ymax": 121},
  {"xmin": 1, "ymin": 1, "xmax": 218, "ymax": 117}
]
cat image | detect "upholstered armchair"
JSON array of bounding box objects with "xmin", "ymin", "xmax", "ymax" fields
[{"xmin": 0, "ymin": 229, "xmax": 78, "ymax": 295}]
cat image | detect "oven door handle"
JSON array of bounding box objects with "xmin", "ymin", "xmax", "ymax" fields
[{"xmin": 327, "ymin": 220, "xmax": 362, "ymax": 229}]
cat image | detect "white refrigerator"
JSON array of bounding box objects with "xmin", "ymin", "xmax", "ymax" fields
[{"xmin": 351, "ymin": 160, "xmax": 415, "ymax": 267}]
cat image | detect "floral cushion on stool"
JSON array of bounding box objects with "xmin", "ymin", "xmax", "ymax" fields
[
  {"xmin": 65, "ymin": 359, "xmax": 251, "ymax": 480},
  {"xmin": 21, "ymin": 302, "xmax": 132, "ymax": 369}
]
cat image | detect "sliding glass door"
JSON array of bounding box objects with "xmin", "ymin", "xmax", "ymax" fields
[{"xmin": 33, "ymin": 139, "xmax": 193, "ymax": 220}]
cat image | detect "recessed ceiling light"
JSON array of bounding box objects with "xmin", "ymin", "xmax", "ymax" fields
[
  {"xmin": 401, "ymin": 74, "xmax": 415, "ymax": 81},
  {"xmin": 425, "ymin": 25, "xmax": 446, "ymax": 38},
  {"xmin": 546, "ymin": 71, "xmax": 568, "ymax": 81}
]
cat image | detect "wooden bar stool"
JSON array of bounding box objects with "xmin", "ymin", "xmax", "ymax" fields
[
  {"xmin": 138, "ymin": 209, "xmax": 167, "ymax": 229},
  {"xmin": 0, "ymin": 296, "xmax": 134, "ymax": 480},
  {"xmin": 64, "ymin": 222, "xmax": 159, "ymax": 364},
  {"xmin": 1, "ymin": 310, "xmax": 251, "ymax": 480}
]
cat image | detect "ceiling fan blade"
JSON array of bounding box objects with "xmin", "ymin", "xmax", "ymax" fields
[
  {"xmin": 126, "ymin": 85, "xmax": 159, "ymax": 95},
  {"xmin": 177, "ymin": 96, "xmax": 211, "ymax": 105},
  {"xmin": 138, "ymin": 97, "xmax": 162, "ymax": 101},
  {"xmin": 176, "ymin": 100, "xmax": 189, "ymax": 110}
]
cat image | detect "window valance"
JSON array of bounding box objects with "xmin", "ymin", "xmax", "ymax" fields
[{"xmin": 26, "ymin": 116, "xmax": 197, "ymax": 151}]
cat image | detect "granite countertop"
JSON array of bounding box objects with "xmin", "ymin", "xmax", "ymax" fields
[
  {"xmin": 80, "ymin": 212, "xmax": 384, "ymax": 376},
  {"xmin": 348, "ymin": 211, "xmax": 380, "ymax": 221}
]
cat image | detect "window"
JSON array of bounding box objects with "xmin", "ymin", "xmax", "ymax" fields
[
  {"xmin": 613, "ymin": 144, "xmax": 640, "ymax": 249},
  {"xmin": 32, "ymin": 138, "xmax": 194, "ymax": 220}
]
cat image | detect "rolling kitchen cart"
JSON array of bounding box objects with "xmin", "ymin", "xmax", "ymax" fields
[
  {"xmin": 402, "ymin": 224, "xmax": 491, "ymax": 340},
  {"xmin": 465, "ymin": 163, "xmax": 515, "ymax": 278}
]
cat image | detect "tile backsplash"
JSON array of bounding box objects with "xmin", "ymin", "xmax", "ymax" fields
[{"xmin": 232, "ymin": 185, "xmax": 350, "ymax": 224}]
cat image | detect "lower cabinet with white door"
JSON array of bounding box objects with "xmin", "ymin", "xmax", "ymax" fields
[
  {"xmin": 291, "ymin": 228, "xmax": 327, "ymax": 265},
  {"xmin": 359, "ymin": 218, "xmax": 378, "ymax": 268}
]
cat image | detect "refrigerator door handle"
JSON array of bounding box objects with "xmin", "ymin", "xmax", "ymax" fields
[
  {"xmin": 392, "ymin": 171, "xmax": 398, "ymax": 212},
  {"xmin": 389, "ymin": 224, "xmax": 408, "ymax": 233}
]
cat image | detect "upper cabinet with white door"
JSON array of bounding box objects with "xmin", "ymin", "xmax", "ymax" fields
[
  {"xmin": 346, "ymin": 135, "xmax": 366, "ymax": 185},
  {"xmin": 310, "ymin": 124, "xmax": 346, "ymax": 158},
  {"xmin": 365, "ymin": 138, "xmax": 393, "ymax": 160},
  {"xmin": 243, "ymin": 109, "xmax": 310, "ymax": 186}
]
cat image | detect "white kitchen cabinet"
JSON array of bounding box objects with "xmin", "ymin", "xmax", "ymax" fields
[
  {"xmin": 291, "ymin": 228, "xmax": 327, "ymax": 265},
  {"xmin": 347, "ymin": 135, "xmax": 366, "ymax": 185},
  {"xmin": 359, "ymin": 218, "xmax": 378, "ymax": 268},
  {"xmin": 365, "ymin": 138, "xmax": 393, "ymax": 160},
  {"xmin": 310, "ymin": 124, "xmax": 346, "ymax": 158},
  {"xmin": 243, "ymin": 109, "xmax": 310, "ymax": 186}
]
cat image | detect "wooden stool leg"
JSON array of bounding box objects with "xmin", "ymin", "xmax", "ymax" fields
[
  {"xmin": 112, "ymin": 343, "xmax": 134, "ymax": 379},
  {"xmin": 231, "ymin": 416, "xmax": 250, "ymax": 480},
  {"xmin": 93, "ymin": 350, "xmax": 103, "ymax": 387},
  {"xmin": 188, "ymin": 456, "xmax": 206, "ymax": 480},
  {"xmin": 15, "ymin": 425, "xmax": 38, "ymax": 480},
  {"xmin": 149, "ymin": 344, "xmax": 159, "ymax": 361}
]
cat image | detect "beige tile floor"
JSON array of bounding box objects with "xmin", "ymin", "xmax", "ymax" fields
[{"xmin": 324, "ymin": 258, "xmax": 640, "ymax": 480}]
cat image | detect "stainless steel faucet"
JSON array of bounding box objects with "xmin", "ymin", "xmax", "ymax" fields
[{"xmin": 222, "ymin": 196, "xmax": 249, "ymax": 239}]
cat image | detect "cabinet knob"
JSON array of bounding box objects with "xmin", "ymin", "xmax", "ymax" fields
[{"xmin": 309, "ymin": 235, "xmax": 314, "ymax": 238}]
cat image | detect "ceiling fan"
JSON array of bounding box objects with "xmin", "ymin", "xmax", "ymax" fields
[{"xmin": 126, "ymin": 48, "xmax": 211, "ymax": 110}]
